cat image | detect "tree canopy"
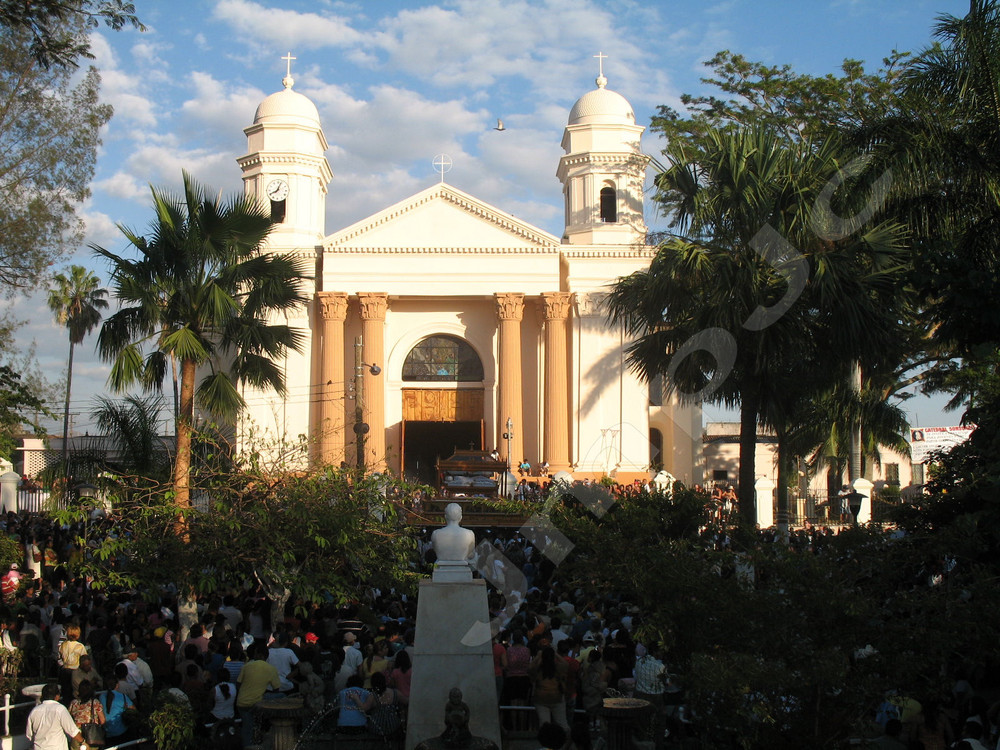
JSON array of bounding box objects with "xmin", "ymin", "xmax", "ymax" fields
[
  {"xmin": 0, "ymin": 21, "xmax": 112, "ymax": 291},
  {"xmin": 651, "ymin": 50, "xmax": 909, "ymax": 148},
  {"xmin": 609, "ymin": 122, "xmax": 912, "ymax": 518},
  {"xmin": 0, "ymin": 365, "xmax": 48, "ymax": 459},
  {"xmin": 0, "ymin": 0, "xmax": 143, "ymax": 69}
]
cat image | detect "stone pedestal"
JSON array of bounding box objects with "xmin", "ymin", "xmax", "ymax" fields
[
  {"xmin": 0, "ymin": 472, "xmax": 19, "ymax": 514},
  {"xmin": 754, "ymin": 477, "xmax": 775, "ymax": 529},
  {"xmin": 405, "ymin": 578, "xmax": 500, "ymax": 750},
  {"xmin": 852, "ymin": 477, "xmax": 874, "ymax": 525}
]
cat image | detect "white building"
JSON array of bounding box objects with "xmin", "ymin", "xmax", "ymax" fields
[
  {"xmin": 235, "ymin": 64, "xmax": 701, "ymax": 485},
  {"xmin": 702, "ymin": 422, "xmax": 923, "ymax": 499}
]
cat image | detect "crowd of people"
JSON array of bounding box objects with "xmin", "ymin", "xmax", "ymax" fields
[{"xmin": 2, "ymin": 506, "xmax": 998, "ymax": 750}]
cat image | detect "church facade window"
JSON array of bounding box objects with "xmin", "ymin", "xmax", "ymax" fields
[
  {"xmin": 270, "ymin": 199, "xmax": 286, "ymax": 223},
  {"xmin": 649, "ymin": 428, "xmax": 663, "ymax": 469},
  {"xmin": 402, "ymin": 335, "xmax": 484, "ymax": 382},
  {"xmin": 599, "ymin": 185, "xmax": 617, "ymax": 223}
]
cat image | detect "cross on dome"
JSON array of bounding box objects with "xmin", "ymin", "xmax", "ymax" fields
[
  {"xmin": 594, "ymin": 51, "xmax": 608, "ymax": 88},
  {"xmin": 281, "ymin": 52, "xmax": 297, "ymax": 89}
]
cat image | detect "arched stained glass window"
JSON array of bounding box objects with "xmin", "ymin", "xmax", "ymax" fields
[{"xmin": 402, "ymin": 335, "xmax": 484, "ymax": 382}]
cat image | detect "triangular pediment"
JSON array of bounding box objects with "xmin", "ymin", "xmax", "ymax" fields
[{"xmin": 323, "ymin": 183, "xmax": 561, "ymax": 251}]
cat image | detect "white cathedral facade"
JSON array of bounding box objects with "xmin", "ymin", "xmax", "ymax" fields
[{"xmin": 236, "ymin": 66, "xmax": 701, "ymax": 486}]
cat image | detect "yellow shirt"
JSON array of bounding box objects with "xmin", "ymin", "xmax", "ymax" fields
[{"xmin": 59, "ymin": 640, "xmax": 87, "ymax": 670}]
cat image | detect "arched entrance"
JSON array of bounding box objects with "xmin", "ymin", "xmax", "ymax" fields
[{"xmin": 400, "ymin": 335, "xmax": 485, "ymax": 485}]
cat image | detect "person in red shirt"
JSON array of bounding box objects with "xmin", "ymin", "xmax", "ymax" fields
[{"xmin": 1, "ymin": 564, "xmax": 22, "ymax": 602}]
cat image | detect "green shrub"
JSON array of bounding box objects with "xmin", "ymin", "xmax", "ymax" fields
[{"xmin": 149, "ymin": 701, "xmax": 194, "ymax": 750}]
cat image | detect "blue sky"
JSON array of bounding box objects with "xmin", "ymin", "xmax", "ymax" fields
[{"xmin": 13, "ymin": 0, "xmax": 969, "ymax": 436}]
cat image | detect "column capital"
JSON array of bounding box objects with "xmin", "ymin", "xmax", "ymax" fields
[
  {"xmin": 495, "ymin": 292, "xmax": 524, "ymax": 322},
  {"xmin": 541, "ymin": 291, "xmax": 572, "ymax": 321},
  {"xmin": 357, "ymin": 292, "xmax": 389, "ymax": 321},
  {"xmin": 316, "ymin": 291, "xmax": 349, "ymax": 321},
  {"xmin": 573, "ymin": 291, "xmax": 606, "ymax": 318}
]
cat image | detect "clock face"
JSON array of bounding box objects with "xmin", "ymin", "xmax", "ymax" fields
[{"xmin": 266, "ymin": 179, "xmax": 289, "ymax": 201}]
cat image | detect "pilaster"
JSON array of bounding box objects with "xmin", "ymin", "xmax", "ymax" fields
[
  {"xmin": 542, "ymin": 292, "xmax": 572, "ymax": 472},
  {"xmin": 358, "ymin": 292, "xmax": 389, "ymax": 472},
  {"xmin": 313, "ymin": 292, "xmax": 348, "ymax": 468}
]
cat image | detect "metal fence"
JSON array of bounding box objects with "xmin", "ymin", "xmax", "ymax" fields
[{"xmin": 782, "ymin": 490, "xmax": 898, "ymax": 527}]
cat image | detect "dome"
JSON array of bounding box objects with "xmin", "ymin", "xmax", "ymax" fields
[
  {"xmin": 568, "ymin": 76, "xmax": 635, "ymax": 125},
  {"xmin": 253, "ymin": 76, "xmax": 320, "ymax": 127}
]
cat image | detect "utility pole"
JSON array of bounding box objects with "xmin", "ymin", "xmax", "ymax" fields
[
  {"xmin": 354, "ymin": 336, "xmax": 367, "ymax": 472},
  {"xmin": 352, "ymin": 336, "xmax": 381, "ymax": 474}
]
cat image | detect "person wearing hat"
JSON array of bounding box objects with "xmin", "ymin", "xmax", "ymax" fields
[
  {"xmin": 1, "ymin": 563, "xmax": 22, "ymax": 602},
  {"xmin": 145, "ymin": 627, "xmax": 173, "ymax": 691},
  {"xmin": 578, "ymin": 631, "xmax": 601, "ymax": 663}
]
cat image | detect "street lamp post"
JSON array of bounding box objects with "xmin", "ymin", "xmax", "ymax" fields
[
  {"xmin": 845, "ymin": 490, "xmax": 864, "ymax": 527},
  {"xmin": 352, "ymin": 336, "xmax": 381, "ymax": 474},
  {"xmin": 501, "ymin": 417, "xmax": 513, "ymax": 497},
  {"xmin": 74, "ymin": 482, "xmax": 98, "ymax": 606}
]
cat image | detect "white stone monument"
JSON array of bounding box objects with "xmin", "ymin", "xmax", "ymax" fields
[
  {"xmin": 754, "ymin": 477, "xmax": 775, "ymax": 528},
  {"xmin": 851, "ymin": 477, "xmax": 874, "ymax": 525},
  {"xmin": 0, "ymin": 471, "xmax": 20, "ymax": 514},
  {"xmin": 406, "ymin": 503, "xmax": 500, "ymax": 750}
]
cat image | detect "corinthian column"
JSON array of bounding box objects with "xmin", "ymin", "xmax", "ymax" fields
[
  {"xmin": 358, "ymin": 292, "xmax": 388, "ymax": 472},
  {"xmin": 495, "ymin": 293, "xmax": 524, "ymax": 466},
  {"xmin": 313, "ymin": 291, "xmax": 348, "ymax": 468},
  {"xmin": 542, "ymin": 292, "xmax": 572, "ymax": 472}
]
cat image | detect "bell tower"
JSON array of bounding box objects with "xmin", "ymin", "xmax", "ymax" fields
[
  {"xmin": 557, "ymin": 57, "xmax": 648, "ymax": 245},
  {"xmin": 235, "ymin": 57, "xmax": 333, "ymax": 463},
  {"xmin": 238, "ymin": 55, "xmax": 332, "ymax": 252}
]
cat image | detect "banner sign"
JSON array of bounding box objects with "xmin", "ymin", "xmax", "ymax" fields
[{"xmin": 909, "ymin": 426, "xmax": 974, "ymax": 464}]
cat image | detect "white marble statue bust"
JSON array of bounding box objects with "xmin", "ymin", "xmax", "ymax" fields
[{"xmin": 432, "ymin": 502, "xmax": 476, "ymax": 562}]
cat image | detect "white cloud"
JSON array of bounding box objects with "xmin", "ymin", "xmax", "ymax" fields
[
  {"xmin": 82, "ymin": 210, "xmax": 125, "ymax": 249},
  {"xmin": 180, "ymin": 71, "xmax": 265, "ymax": 130},
  {"xmin": 311, "ymin": 82, "xmax": 486, "ymax": 166},
  {"xmin": 94, "ymin": 173, "xmax": 146, "ymax": 215},
  {"xmin": 130, "ymin": 40, "xmax": 170, "ymax": 68},
  {"xmin": 323, "ymin": 167, "xmax": 425, "ymax": 230},
  {"xmin": 97, "ymin": 64, "xmax": 158, "ymax": 127},
  {"xmin": 212, "ymin": 0, "xmax": 365, "ymax": 47}
]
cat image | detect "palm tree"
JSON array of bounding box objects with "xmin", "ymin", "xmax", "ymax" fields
[
  {"xmin": 852, "ymin": 2, "xmax": 1000, "ymax": 512},
  {"xmin": 607, "ymin": 124, "xmax": 910, "ymax": 524},
  {"xmin": 865, "ymin": 0, "xmax": 1000, "ymax": 359},
  {"xmin": 47, "ymin": 265, "xmax": 108, "ymax": 478},
  {"xmin": 92, "ymin": 394, "xmax": 170, "ymax": 483},
  {"xmin": 93, "ymin": 171, "xmax": 308, "ymax": 515}
]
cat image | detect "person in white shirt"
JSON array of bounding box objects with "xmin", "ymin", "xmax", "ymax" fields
[
  {"xmin": 211, "ymin": 681, "xmax": 237, "ymax": 720},
  {"xmin": 266, "ymin": 633, "xmax": 299, "ymax": 692},
  {"xmin": 26, "ymin": 684, "xmax": 84, "ymax": 750},
  {"xmin": 118, "ymin": 646, "xmax": 144, "ymax": 692},
  {"xmin": 342, "ymin": 632, "xmax": 363, "ymax": 673}
]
